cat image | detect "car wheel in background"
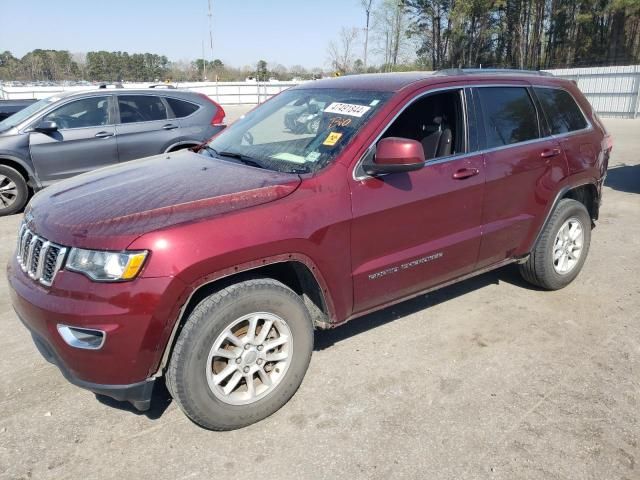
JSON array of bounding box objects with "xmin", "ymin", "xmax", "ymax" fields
[{"xmin": 0, "ymin": 165, "xmax": 29, "ymax": 216}]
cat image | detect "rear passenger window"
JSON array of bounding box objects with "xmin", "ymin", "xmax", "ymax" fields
[
  {"xmin": 118, "ymin": 95, "xmax": 168, "ymax": 123},
  {"xmin": 477, "ymin": 87, "xmax": 540, "ymax": 148},
  {"xmin": 166, "ymin": 98, "xmax": 199, "ymax": 118},
  {"xmin": 534, "ymin": 88, "xmax": 588, "ymax": 134}
]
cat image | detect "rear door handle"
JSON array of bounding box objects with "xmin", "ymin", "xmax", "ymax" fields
[
  {"xmin": 541, "ymin": 148, "xmax": 561, "ymax": 158},
  {"xmin": 452, "ymin": 168, "xmax": 480, "ymax": 180},
  {"xmin": 94, "ymin": 131, "xmax": 114, "ymax": 138},
  {"xmin": 162, "ymin": 123, "xmax": 179, "ymax": 130}
]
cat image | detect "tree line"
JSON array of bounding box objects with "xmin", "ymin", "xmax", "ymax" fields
[
  {"xmin": 328, "ymin": 0, "xmax": 640, "ymax": 73},
  {"xmin": 1, "ymin": 0, "xmax": 638, "ymax": 83},
  {"xmin": 0, "ymin": 49, "xmax": 323, "ymax": 83}
]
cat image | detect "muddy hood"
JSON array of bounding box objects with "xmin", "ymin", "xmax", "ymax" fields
[{"xmin": 26, "ymin": 151, "xmax": 301, "ymax": 249}]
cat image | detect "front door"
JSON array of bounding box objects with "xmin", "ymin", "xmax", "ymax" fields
[
  {"xmin": 29, "ymin": 95, "xmax": 118, "ymax": 183},
  {"xmin": 349, "ymin": 88, "xmax": 485, "ymax": 314}
]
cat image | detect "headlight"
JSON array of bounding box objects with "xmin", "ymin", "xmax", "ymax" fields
[{"xmin": 65, "ymin": 248, "xmax": 148, "ymax": 282}]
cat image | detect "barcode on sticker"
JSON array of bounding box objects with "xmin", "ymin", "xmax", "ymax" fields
[{"xmin": 324, "ymin": 102, "xmax": 371, "ymax": 117}]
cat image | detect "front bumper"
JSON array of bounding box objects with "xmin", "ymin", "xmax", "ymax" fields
[
  {"xmin": 25, "ymin": 320, "xmax": 155, "ymax": 410},
  {"xmin": 7, "ymin": 256, "xmax": 188, "ymax": 409}
]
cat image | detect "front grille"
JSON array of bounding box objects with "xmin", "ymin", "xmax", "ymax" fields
[{"xmin": 16, "ymin": 224, "xmax": 67, "ymax": 287}]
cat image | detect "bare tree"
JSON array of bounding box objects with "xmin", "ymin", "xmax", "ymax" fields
[
  {"xmin": 372, "ymin": 0, "xmax": 415, "ymax": 70},
  {"xmin": 361, "ymin": 0, "xmax": 375, "ymax": 69},
  {"xmin": 327, "ymin": 27, "xmax": 361, "ymax": 73}
]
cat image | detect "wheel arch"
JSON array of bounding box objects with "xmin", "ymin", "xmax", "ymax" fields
[
  {"xmin": 0, "ymin": 155, "xmax": 38, "ymax": 189},
  {"xmin": 164, "ymin": 140, "xmax": 201, "ymax": 153},
  {"xmin": 527, "ymin": 180, "xmax": 599, "ymax": 254},
  {"xmin": 153, "ymin": 255, "xmax": 336, "ymax": 377}
]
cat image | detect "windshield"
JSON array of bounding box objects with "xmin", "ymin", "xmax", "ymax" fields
[
  {"xmin": 0, "ymin": 96, "xmax": 58, "ymax": 131},
  {"xmin": 206, "ymin": 88, "xmax": 391, "ymax": 173}
]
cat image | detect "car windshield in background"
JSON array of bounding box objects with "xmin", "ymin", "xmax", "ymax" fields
[
  {"xmin": 206, "ymin": 88, "xmax": 392, "ymax": 173},
  {"xmin": 0, "ymin": 96, "xmax": 57, "ymax": 132}
]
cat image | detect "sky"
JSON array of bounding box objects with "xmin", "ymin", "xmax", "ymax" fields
[{"xmin": 0, "ymin": 0, "xmax": 367, "ymax": 69}]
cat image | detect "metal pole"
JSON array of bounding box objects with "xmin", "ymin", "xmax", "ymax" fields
[{"xmin": 632, "ymin": 65, "xmax": 640, "ymax": 118}]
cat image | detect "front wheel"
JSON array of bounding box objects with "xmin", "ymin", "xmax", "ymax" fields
[
  {"xmin": 166, "ymin": 278, "xmax": 314, "ymax": 430},
  {"xmin": 519, "ymin": 198, "xmax": 591, "ymax": 290}
]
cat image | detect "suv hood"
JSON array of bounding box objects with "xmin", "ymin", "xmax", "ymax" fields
[{"xmin": 26, "ymin": 151, "xmax": 301, "ymax": 249}]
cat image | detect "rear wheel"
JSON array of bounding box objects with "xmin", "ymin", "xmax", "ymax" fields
[
  {"xmin": 167, "ymin": 278, "xmax": 313, "ymax": 430},
  {"xmin": 520, "ymin": 199, "xmax": 591, "ymax": 290},
  {"xmin": 0, "ymin": 165, "xmax": 29, "ymax": 217}
]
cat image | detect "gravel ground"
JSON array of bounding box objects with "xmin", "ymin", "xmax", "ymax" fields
[{"xmin": 0, "ymin": 117, "xmax": 638, "ymax": 480}]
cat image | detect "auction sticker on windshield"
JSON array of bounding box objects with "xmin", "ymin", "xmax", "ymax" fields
[
  {"xmin": 324, "ymin": 102, "xmax": 371, "ymax": 117},
  {"xmin": 323, "ymin": 132, "xmax": 343, "ymax": 146}
]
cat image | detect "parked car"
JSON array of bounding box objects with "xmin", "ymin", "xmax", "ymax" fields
[
  {"xmin": 0, "ymin": 88, "xmax": 225, "ymax": 215},
  {"xmin": 0, "ymin": 99, "xmax": 38, "ymax": 122},
  {"xmin": 8, "ymin": 70, "xmax": 611, "ymax": 430}
]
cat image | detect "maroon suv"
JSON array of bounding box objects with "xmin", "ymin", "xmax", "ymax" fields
[{"xmin": 8, "ymin": 70, "xmax": 610, "ymax": 430}]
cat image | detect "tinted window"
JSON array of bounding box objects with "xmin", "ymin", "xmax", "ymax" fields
[
  {"xmin": 478, "ymin": 87, "xmax": 539, "ymax": 148},
  {"xmin": 118, "ymin": 95, "xmax": 168, "ymax": 123},
  {"xmin": 167, "ymin": 97, "xmax": 200, "ymax": 118},
  {"xmin": 534, "ymin": 87, "xmax": 588, "ymax": 134},
  {"xmin": 43, "ymin": 96, "xmax": 110, "ymax": 129}
]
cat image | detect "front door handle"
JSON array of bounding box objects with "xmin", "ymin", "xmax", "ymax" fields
[
  {"xmin": 162, "ymin": 123, "xmax": 179, "ymax": 130},
  {"xmin": 452, "ymin": 168, "xmax": 480, "ymax": 180},
  {"xmin": 541, "ymin": 148, "xmax": 561, "ymax": 158},
  {"xmin": 94, "ymin": 131, "xmax": 114, "ymax": 138}
]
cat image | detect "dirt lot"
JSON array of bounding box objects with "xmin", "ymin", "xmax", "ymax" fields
[{"xmin": 0, "ymin": 117, "xmax": 638, "ymax": 480}]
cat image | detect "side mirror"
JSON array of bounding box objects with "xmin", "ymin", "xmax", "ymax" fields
[
  {"xmin": 35, "ymin": 120, "xmax": 58, "ymax": 132},
  {"xmin": 363, "ymin": 137, "xmax": 425, "ymax": 176}
]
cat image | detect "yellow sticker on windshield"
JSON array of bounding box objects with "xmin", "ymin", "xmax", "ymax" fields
[{"xmin": 323, "ymin": 132, "xmax": 343, "ymax": 146}]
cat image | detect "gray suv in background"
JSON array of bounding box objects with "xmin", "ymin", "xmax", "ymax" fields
[{"xmin": 0, "ymin": 88, "xmax": 226, "ymax": 216}]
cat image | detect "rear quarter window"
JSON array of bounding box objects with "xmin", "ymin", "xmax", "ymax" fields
[
  {"xmin": 534, "ymin": 87, "xmax": 588, "ymax": 134},
  {"xmin": 167, "ymin": 98, "xmax": 200, "ymax": 118}
]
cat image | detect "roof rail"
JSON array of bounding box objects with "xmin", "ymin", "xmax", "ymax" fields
[
  {"xmin": 148, "ymin": 84, "xmax": 176, "ymax": 89},
  {"xmin": 434, "ymin": 68, "xmax": 553, "ymax": 77}
]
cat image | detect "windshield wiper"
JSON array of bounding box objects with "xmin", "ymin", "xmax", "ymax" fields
[{"xmin": 216, "ymin": 150, "xmax": 266, "ymax": 170}]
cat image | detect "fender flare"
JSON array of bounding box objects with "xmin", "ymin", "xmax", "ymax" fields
[
  {"xmin": 152, "ymin": 252, "xmax": 337, "ymax": 377},
  {"xmin": 526, "ymin": 179, "xmax": 599, "ymax": 253}
]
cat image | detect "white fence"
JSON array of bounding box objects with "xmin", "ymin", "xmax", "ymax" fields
[
  {"xmin": 546, "ymin": 65, "xmax": 640, "ymax": 118},
  {"xmin": 2, "ymin": 65, "xmax": 639, "ymax": 117},
  {"xmin": 0, "ymin": 81, "xmax": 300, "ymax": 105}
]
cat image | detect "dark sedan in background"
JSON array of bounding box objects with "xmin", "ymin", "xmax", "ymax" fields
[
  {"xmin": 0, "ymin": 99, "xmax": 38, "ymax": 122},
  {"xmin": 0, "ymin": 88, "xmax": 225, "ymax": 215}
]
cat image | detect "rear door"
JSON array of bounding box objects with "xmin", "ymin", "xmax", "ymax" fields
[
  {"xmin": 349, "ymin": 87, "xmax": 485, "ymax": 314},
  {"xmin": 475, "ymin": 85, "xmax": 567, "ymax": 268},
  {"xmin": 29, "ymin": 95, "xmax": 118, "ymax": 183},
  {"xmin": 114, "ymin": 94, "xmax": 179, "ymax": 162}
]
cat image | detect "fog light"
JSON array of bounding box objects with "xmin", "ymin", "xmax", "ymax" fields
[{"xmin": 57, "ymin": 325, "xmax": 106, "ymax": 350}]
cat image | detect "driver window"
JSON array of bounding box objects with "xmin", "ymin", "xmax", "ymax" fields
[
  {"xmin": 42, "ymin": 96, "xmax": 110, "ymax": 129},
  {"xmin": 380, "ymin": 89, "xmax": 465, "ymax": 160}
]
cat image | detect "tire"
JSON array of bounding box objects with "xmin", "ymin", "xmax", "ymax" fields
[
  {"xmin": 166, "ymin": 278, "xmax": 314, "ymax": 430},
  {"xmin": 519, "ymin": 198, "xmax": 591, "ymax": 290},
  {"xmin": 0, "ymin": 164, "xmax": 29, "ymax": 217}
]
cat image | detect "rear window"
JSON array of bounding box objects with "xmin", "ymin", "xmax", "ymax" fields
[
  {"xmin": 534, "ymin": 87, "xmax": 588, "ymax": 134},
  {"xmin": 167, "ymin": 97, "xmax": 200, "ymax": 118},
  {"xmin": 118, "ymin": 95, "xmax": 168, "ymax": 123},
  {"xmin": 477, "ymin": 87, "xmax": 540, "ymax": 148}
]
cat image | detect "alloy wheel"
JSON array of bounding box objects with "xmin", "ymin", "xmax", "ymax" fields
[
  {"xmin": 553, "ymin": 217, "xmax": 584, "ymax": 274},
  {"xmin": 205, "ymin": 312, "xmax": 292, "ymax": 405}
]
